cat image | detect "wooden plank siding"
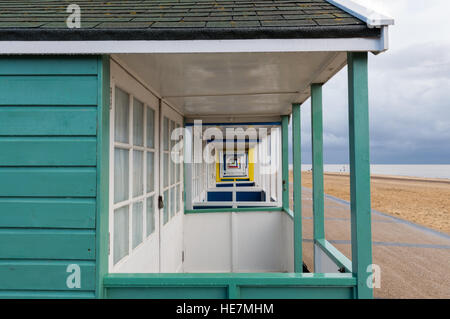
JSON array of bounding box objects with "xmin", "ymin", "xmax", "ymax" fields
[{"xmin": 0, "ymin": 56, "xmax": 108, "ymax": 299}]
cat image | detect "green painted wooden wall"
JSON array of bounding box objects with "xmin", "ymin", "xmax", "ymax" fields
[{"xmin": 0, "ymin": 56, "xmax": 109, "ymax": 298}]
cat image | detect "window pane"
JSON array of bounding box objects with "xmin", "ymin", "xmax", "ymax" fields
[
  {"xmin": 132, "ymin": 201, "xmax": 143, "ymax": 249},
  {"xmin": 176, "ymin": 184, "xmax": 180, "ymax": 214},
  {"xmin": 133, "ymin": 150, "xmax": 144, "ymax": 197},
  {"xmin": 147, "ymin": 107, "xmax": 155, "ymax": 148},
  {"xmin": 114, "ymin": 148, "xmax": 129, "ymax": 204},
  {"xmin": 193, "ymin": 180, "xmax": 197, "ymax": 198},
  {"xmin": 113, "ymin": 205, "xmax": 129, "ymax": 264},
  {"xmin": 170, "ymin": 187, "xmax": 175, "ymax": 217},
  {"xmin": 170, "ymin": 120, "xmax": 175, "ymax": 150},
  {"xmin": 146, "ymin": 196, "xmax": 155, "ymax": 237},
  {"xmin": 170, "ymin": 153, "xmax": 175, "ymax": 185},
  {"xmin": 163, "ymin": 190, "xmax": 169, "ymax": 224},
  {"xmin": 146, "ymin": 152, "xmax": 154, "ymax": 193},
  {"xmin": 114, "ymin": 87, "xmax": 129, "ymax": 143},
  {"xmin": 133, "ymin": 98, "xmax": 144, "ymax": 146},
  {"xmin": 176, "ymin": 123, "xmax": 182, "ymax": 183},
  {"xmin": 163, "ymin": 153, "xmax": 169, "ymax": 188},
  {"xmin": 163, "ymin": 117, "xmax": 169, "ymax": 151}
]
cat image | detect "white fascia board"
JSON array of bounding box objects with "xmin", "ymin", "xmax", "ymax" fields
[
  {"xmin": 0, "ymin": 37, "xmax": 388, "ymax": 54},
  {"xmin": 326, "ymin": 0, "xmax": 394, "ymax": 28}
]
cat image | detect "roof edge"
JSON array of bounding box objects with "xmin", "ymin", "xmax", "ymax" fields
[
  {"xmin": 0, "ymin": 25, "xmax": 381, "ymax": 42},
  {"xmin": 326, "ymin": 0, "xmax": 395, "ymax": 27}
]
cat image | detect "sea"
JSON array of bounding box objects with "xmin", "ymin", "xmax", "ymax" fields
[{"xmin": 294, "ymin": 164, "xmax": 450, "ymax": 180}]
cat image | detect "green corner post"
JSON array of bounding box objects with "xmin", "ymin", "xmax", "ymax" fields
[
  {"xmin": 347, "ymin": 52, "xmax": 373, "ymax": 299},
  {"xmin": 292, "ymin": 103, "xmax": 303, "ymax": 272},
  {"xmin": 281, "ymin": 115, "xmax": 290, "ymax": 212},
  {"xmin": 96, "ymin": 55, "xmax": 110, "ymax": 298},
  {"xmin": 311, "ymin": 84, "xmax": 325, "ymax": 243}
]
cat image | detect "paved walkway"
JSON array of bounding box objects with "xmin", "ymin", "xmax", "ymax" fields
[{"xmin": 292, "ymin": 187, "xmax": 450, "ymax": 299}]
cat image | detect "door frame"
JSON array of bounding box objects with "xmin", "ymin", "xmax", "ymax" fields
[
  {"xmin": 108, "ymin": 59, "xmax": 160, "ymax": 273},
  {"xmin": 159, "ymin": 101, "xmax": 184, "ymax": 272}
]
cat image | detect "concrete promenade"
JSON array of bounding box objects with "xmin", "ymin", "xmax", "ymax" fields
[{"xmin": 294, "ymin": 187, "xmax": 450, "ymax": 299}]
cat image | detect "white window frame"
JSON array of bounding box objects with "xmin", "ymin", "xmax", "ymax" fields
[
  {"xmin": 160, "ymin": 103, "xmax": 184, "ymax": 226},
  {"xmin": 109, "ymin": 60, "xmax": 160, "ymax": 271}
]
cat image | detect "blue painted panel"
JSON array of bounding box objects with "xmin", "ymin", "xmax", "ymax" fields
[
  {"xmin": 207, "ymin": 192, "xmax": 233, "ymax": 202},
  {"xmin": 236, "ymin": 182, "xmax": 255, "ymax": 187},
  {"xmin": 236, "ymin": 191, "xmax": 266, "ymax": 202}
]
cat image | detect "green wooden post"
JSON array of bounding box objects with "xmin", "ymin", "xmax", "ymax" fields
[
  {"xmin": 228, "ymin": 284, "xmax": 241, "ymax": 299},
  {"xmin": 292, "ymin": 104, "xmax": 303, "ymax": 272},
  {"xmin": 96, "ymin": 55, "xmax": 110, "ymax": 298},
  {"xmin": 281, "ymin": 115, "xmax": 290, "ymax": 212},
  {"xmin": 347, "ymin": 52, "xmax": 373, "ymax": 299},
  {"xmin": 311, "ymin": 84, "xmax": 325, "ymax": 241}
]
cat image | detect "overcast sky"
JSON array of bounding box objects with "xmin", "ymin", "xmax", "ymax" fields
[{"xmin": 295, "ymin": 0, "xmax": 450, "ymax": 164}]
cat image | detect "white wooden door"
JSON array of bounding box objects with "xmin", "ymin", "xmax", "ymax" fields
[
  {"xmin": 109, "ymin": 60, "xmax": 160, "ymax": 273},
  {"xmin": 159, "ymin": 101, "xmax": 184, "ymax": 272}
]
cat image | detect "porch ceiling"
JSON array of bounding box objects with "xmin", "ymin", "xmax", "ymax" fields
[{"xmin": 116, "ymin": 51, "xmax": 346, "ymax": 118}]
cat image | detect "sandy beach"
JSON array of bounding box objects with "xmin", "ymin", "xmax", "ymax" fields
[{"xmin": 290, "ymin": 171, "xmax": 450, "ymax": 234}]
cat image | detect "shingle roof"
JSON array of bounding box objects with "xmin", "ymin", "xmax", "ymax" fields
[{"xmin": 0, "ymin": 0, "xmax": 381, "ymax": 40}]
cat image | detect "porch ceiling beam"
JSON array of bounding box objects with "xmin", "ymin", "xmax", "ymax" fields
[
  {"xmin": 184, "ymin": 115, "xmax": 283, "ymax": 124},
  {"xmin": 163, "ymin": 91, "xmax": 300, "ymax": 99}
]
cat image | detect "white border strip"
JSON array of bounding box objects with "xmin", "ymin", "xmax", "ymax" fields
[
  {"xmin": 326, "ymin": 0, "xmax": 394, "ymax": 27},
  {"xmin": 0, "ymin": 37, "xmax": 387, "ymax": 54}
]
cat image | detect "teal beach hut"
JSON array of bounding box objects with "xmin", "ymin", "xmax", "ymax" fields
[{"xmin": 0, "ymin": 0, "xmax": 393, "ymax": 299}]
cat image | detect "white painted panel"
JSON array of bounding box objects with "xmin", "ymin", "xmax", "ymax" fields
[
  {"xmin": 183, "ymin": 211, "xmax": 291, "ymax": 273},
  {"xmin": 160, "ymin": 213, "xmax": 184, "ymax": 272},
  {"xmin": 114, "ymin": 234, "xmax": 159, "ymax": 273},
  {"xmin": 183, "ymin": 213, "xmax": 232, "ymax": 273},
  {"xmin": 314, "ymin": 244, "xmax": 340, "ymax": 273},
  {"xmin": 281, "ymin": 213, "xmax": 294, "ymax": 273},
  {"xmin": 0, "ymin": 37, "xmax": 388, "ymax": 55},
  {"xmin": 234, "ymin": 212, "xmax": 284, "ymax": 272}
]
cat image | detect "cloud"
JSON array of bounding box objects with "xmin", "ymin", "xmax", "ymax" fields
[{"xmin": 295, "ymin": 0, "xmax": 450, "ymax": 164}]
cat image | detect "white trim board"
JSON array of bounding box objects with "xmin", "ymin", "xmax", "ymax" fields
[
  {"xmin": 0, "ymin": 37, "xmax": 389, "ymax": 54},
  {"xmin": 326, "ymin": 0, "xmax": 394, "ymax": 28}
]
